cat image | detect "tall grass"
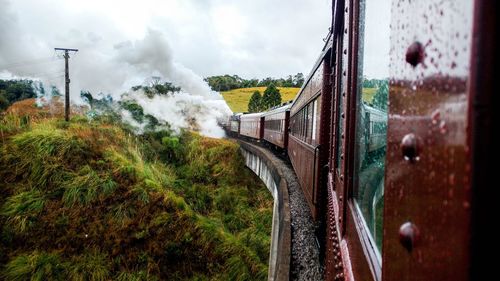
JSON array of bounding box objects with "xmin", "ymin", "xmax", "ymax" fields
[
  {"xmin": 1, "ymin": 189, "xmax": 46, "ymax": 233},
  {"xmin": 2, "ymin": 251, "xmax": 66, "ymax": 281},
  {"xmin": 0, "ymin": 115, "xmax": 273, "ymax": 280}
]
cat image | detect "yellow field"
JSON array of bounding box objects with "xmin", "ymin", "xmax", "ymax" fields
[
  {"xmin": 221, "ymin": 87, "xmax": 300, "ymax": 113},
  {"xmin": 362, "ymin": 87, "xmax": 377, "ymax": 104}
]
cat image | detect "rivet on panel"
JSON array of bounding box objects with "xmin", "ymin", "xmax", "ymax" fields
[
  {"xmin": 399, "ymin": 222, "xmax": 419, "ymax": 252},
  {"xmin": 405, "ymin": 41, "xmax": 424, "ymax": 67},
  {"xmin": 401, "ymin": 133, "xmax": 419, "ymax": 162}
]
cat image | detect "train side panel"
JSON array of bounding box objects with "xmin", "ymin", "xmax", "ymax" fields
[
  {"xmin": 263, "ymin": 104, "xmax": 291, "ymax": 149},
  {"xmin": 239, "ymin": 113, "xmax": 263, "ymax": 140},
  {"xmin": 288, "ymin": 57, "xmax": 331, "ymax": 220}
]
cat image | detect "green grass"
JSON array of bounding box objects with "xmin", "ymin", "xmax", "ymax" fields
[
  {"xmin": 221, "ymin": 87, "xmax": 300, "ymax": 113},
  {"xmin": 0, "ymin": 113, "xmax": 273, "ymax": 280}
]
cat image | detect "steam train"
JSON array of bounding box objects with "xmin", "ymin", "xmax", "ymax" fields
[{"xmin": 225, "ymin": 0, "xmax": 493, "ymax": 280}]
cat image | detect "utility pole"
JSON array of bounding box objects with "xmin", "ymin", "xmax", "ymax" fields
[{"xmin": 54, "ymin": 48, "xmax": 78, "ymax": 121}]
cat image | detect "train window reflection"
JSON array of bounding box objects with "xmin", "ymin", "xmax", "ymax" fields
[{"xmin": 354, "ymin": 0, "xmax": 390, "ymax": 256}]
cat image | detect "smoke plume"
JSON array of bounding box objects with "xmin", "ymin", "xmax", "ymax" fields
[{"xmin": 0, "ymin": 0, "xmax": 231, "ymax": 138}]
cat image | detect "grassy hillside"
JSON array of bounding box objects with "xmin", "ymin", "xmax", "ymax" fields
[
  {"xmin": 0, "ymin": 101, "xmax": 272, "ymax": 280},
  {"xmin": 221, "ymin": 87, "xmax": 300, "ymax": 113}
]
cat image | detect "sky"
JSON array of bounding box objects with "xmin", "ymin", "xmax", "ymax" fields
[
  {"xmin": 0, "ymin": 0, "xmax": 333, "ymax": 85},
  {"xmin": 0, "ymin": 0, "xmax": 333, "ymax": 137}
]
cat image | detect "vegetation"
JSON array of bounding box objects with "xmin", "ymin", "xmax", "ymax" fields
[
  {"xmin": 0, "ymin": 80, "xmax": 38, "ymax": 111},
  {"xmin": 261, "ymin": 84, "xmax": 281, "ymax": 111},
  {"xmin": 247, "ymin": 84, "xmax": 282, "ymax": 113},
  {"xmin": 205, "ymin": 73, "xmax": 304, "ymax": 92},
  {"xmin": 222, "ymin": 87, "xmax": 299, "ymax": 113},
  {"xmin": 362, "ymin": 78, "xmax": 389, "ymax": 110},
  {"xmin": 247, "ymin": 91, "xmax": 263, "ymax": 113},
  {"xmin": 0, "ymin": 101, "xmax": 273, "ymax": 280}
]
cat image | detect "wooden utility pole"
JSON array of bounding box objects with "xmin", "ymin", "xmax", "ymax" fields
[{"xmin": 54, "ymin": 48, "xmax": 78, "ymax": 121}]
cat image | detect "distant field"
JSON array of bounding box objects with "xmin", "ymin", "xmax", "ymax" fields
[
  {"xmin": 362, "ymin": 87, "xmax": 377, "ymax": 104},
  {"xmin": 221, "ymin": 87, "xmax": 300, "ymax": 113}
]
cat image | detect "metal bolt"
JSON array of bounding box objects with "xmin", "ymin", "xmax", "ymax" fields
[
  {"xmin": 406, "ymin": 41, "xmax": 424, "ymax": 67},
  {"xmin": 401, "ymin": 133, "xmax": 419, "ymax": 162},
  {"xmin": 399, "ymin": 222, "xmax": 419, "ymax": 252}
]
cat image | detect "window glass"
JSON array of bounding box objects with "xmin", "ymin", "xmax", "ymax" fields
[
  {"xmin": 312, "ymin": 100, "xmax": 317, "ymax": 141},
  {"xmin": 307, "ymin": 103, "xmax": 313, "ymax": 142},
  {"xmin": 354, "ymin": 0, "xmax": 390, "ymax": 256}
]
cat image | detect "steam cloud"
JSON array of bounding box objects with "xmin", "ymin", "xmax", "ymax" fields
[{"xmin": 0, "ymin": 0, "xmax": 231, "ymax": 138}]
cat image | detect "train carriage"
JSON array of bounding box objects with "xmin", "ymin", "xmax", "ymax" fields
[
  {"xmin": 239, "ymin": 112, "xmax": 264, "ymax": 140},
  {"xmin": 288, "ymin": 43, "xmax": 332, "ymax": 220},
  {"xmin": 262, "ymin": 103, "xmax": 291, "ymax": 150},
  {"xmin": 226, "ymin": 0, "xmax": 492, "ymax": 279}
]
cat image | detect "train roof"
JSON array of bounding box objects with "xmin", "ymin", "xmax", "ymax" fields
[
  {"xmin": 240, "ymin": 112, "xmax": 263, "ymax": 119},
  {"xmin": 261, "ymin": 102, "xmax": 292, "ymax": 116}
]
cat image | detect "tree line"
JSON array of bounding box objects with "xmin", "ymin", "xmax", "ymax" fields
[
  {"xmin": 0, "ymin": 79, "xmax": 63, "ymax": 112},
  {"xmin": 204, "ymin": 73, "xmax": 305, "ymax": 92}
]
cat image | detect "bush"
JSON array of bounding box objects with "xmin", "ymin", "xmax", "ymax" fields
[
  {"xmin": 2, "ymin": 251, "xmax": 67, "ymax": 281},
  {"xmin": 1, "ymin": 190, "xmax": 46, "ymax": 233}
]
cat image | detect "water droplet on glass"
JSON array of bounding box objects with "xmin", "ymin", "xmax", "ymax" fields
[
  {"xmin": 431, "ymin": 109, "xmax": 440, "ymax": 124},
  {"xmin": 439, "ymin": 120, "xmax": 447, "ymax": 134},
  {"xmin": 448, "ymin": 173, "xmax": 455, "ymax": 186}
]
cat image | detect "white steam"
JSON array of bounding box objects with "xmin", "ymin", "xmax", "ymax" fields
[
  {"xmin": 1, "ymin": 0, "xmax": 231, "ymax": 138},
  {"xmin": 112, "ymin": 30, "xmax": 231, "ymax": 137}
]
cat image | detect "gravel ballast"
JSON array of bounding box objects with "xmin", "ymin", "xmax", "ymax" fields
[{"xmin": 280, "ymin": 160, "xmax": 324, "ymax": 280}]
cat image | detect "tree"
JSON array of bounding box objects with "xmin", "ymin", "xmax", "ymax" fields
[
  {"xmin": 372, "ymin": 80, "xmax": 389, "ymax": 111},
  {"xmin": 248, "ymin": 90, "xmax": 262, "ymax": 113},
  {"xmin": 0, "ymin": 90, "xmax": 9, "ymax": 110},
  {"xmin": 261, "ymin": 84, "xmax": 281, "ymax": 110},
  {"xmin": 293, "ymin": 73, "xmax": 304, "ymax": 87}
]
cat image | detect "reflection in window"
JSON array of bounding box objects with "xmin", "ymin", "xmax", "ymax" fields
[{"xmin": 354, "ymin": 0, "xmax": 390, "ymax": 257}]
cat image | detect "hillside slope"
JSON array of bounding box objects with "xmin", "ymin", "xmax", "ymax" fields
[
  {"xmin": 0, "ymin": 102, "xmax": 272, "ymax": 280},
  {"xmin": 221, "ymin": 87, "xmax": 299, "ymax": 113}
]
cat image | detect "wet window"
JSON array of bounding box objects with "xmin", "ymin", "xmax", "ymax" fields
[
  {"xmin": 354, "ymin": 0, "xmax": 390, "ymax": 256},
  {"xmin": 312, "ymin": 100, "xmax": 318, "ymax": 141}
]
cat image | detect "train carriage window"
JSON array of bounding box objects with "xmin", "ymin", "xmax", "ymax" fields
[
  {"xmin": 307, "ymin": 102, "xmax": 313, "ymax": 142},
  {"xmin": 354, "ymin": 0, "xmax": 390, "ymax": 256},
  {"xmin": 312, "ymin": 99, "xmax": 318, "ymax": 142}
]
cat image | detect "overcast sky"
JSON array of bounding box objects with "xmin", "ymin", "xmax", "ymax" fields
[{"xmin": 1, "ymin": 0, "xmax": 332, "ymax": 81}]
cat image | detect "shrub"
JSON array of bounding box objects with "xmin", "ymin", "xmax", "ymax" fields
[
  {"xmin": 2, "ymin": 251, "xmax": 67, "ymax": 281},
  {"xmin": 1, "ymin": 189, "xmax": 46, "ymax": 233}
]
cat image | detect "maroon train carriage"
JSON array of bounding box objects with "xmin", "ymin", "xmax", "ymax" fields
[
  {"xmin": 239, "ymin": 112, "xmax": 264, "ymax": 141},
  {"xmin": 288, "ymin": 42, "xmax": 332, "ymax": 220},
  {"xmin": 262, "ymin": 102, "xmax": 291, "ymax": 150},
  {"xmin": 320, "ymin": 0, "xmax": 493, "ymax": 280},
  {"xmin": 227, "ymin": 0, "xmax": 493, "ymax": 279}
]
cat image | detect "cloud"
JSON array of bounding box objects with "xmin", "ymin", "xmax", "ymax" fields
[{"xmin": 0, "ymin": 0, "xmax": 331, "ymax": 137}]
